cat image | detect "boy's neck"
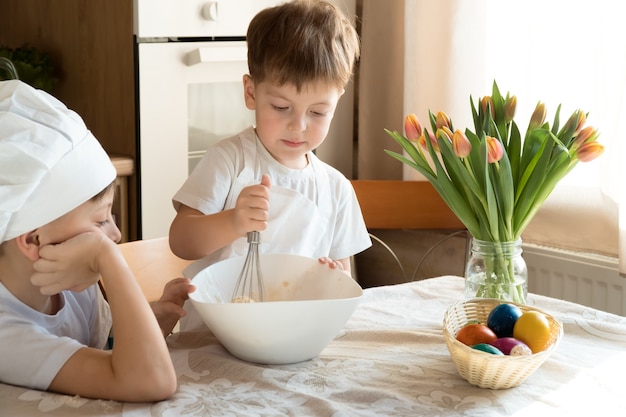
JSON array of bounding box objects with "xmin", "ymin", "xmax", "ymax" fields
[{"xmin": 2, "ymin": 272, "xmax": 61, "ymax": 315}]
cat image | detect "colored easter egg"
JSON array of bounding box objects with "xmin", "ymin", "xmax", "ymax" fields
[
  {"xmin": 487, "ymin": 303, "xmax": 523, "ymax": 337},
  {"xmin": 513, "ymin": 311, "xmax": 553, "ymax": 353},
  {"xmin": 471, "ymin": 343, "xmax": 504, "ymax": 355},
  {"xmin": 490, "ymin": 337, "xmax": 532, "ymax": 356},
  {"xmin": 456, "ymin": 323, "xmax": 498, "ymax": 346}
]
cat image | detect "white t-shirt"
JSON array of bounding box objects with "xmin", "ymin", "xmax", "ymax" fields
[
  {"xmin": 0, "ymin": 282, "xmax": 111, "ymax": 390},
  {"xmin": 173, "ymin": 126, "xmax": 371, "ymax": 266}
]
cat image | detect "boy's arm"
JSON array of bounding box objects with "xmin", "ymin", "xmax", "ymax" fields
[
  {"xmin": 46, "ymin": 234, "xmax": 177, "ymax": 402},
  {"xmin": 169, "ymin": 206, "xmax": 241, "ymax": 260},
  {"xmin": 169, "ymin": 175, "xmax": 271, "ymax": 260}
]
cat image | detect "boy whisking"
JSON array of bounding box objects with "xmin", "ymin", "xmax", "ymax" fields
[
  {"xmin": 169, "ymin": 0, "xmax": 371, "ymax": 288},
  {"xmin": 0, "ymin": 80, "xmax": 194, "ymax": 402}
]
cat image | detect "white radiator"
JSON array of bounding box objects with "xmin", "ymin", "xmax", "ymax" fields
[{"xmin": 523, "ymin": 243, "xmax": 625, "ymax": 316}]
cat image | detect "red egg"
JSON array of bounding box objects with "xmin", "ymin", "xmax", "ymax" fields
[
  {"xmin": 490, "ymin": 337, "xmax": 532, "ymax": 356},
  {"xmin": 456, "ymin": 323, "xmax": 498, "ymax": 347}
]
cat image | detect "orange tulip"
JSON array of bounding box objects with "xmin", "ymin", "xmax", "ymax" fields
[
  {"xmin": 404, "ymin": 114, "xmax": 422, "ymax": 142},
  {"xmin": 576, "ymin": 141, "xmax": 604, "ymax": 162},
  {"xmin": 486, "ymin": 135, "xmax": 504, "ymax": 163},
  {"xmin": 452, "ymin": 129, "xmax": 471, "ymax": 157}
]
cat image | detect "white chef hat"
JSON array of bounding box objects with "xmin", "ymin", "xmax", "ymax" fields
[{"xmin": 0, "ymin": 80, "xmax": 116, "ymax": 243}]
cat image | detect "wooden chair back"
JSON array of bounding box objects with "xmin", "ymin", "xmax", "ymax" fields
[
  {"xmin": 350, "ymin": 180, "xmax": 467, "ymax": 283},
  {"xmin": 350, "ymin": 180, "xmax": 464, "ymax": 230},
  {"xmin": 118, "ymin": 237, "xmax": 193, "ymax": 302}
]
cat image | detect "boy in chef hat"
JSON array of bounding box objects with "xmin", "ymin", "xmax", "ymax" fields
[
  {"xmin": 170, "ymin": 0, "xmax": 371, "ymax": 293},
  {"xmin": 0, "ymin": 80, "xmax": 193, "ymax": 402}
]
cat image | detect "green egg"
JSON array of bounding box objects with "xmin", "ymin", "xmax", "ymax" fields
[{"xmin": 471, "ymin": 343, "xmax": 504, "ymax": 355}]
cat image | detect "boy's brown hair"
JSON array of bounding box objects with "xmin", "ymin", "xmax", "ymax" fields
[{"xmin": 246, "ymin": 0, "xmax": 360, "ymax": 91}]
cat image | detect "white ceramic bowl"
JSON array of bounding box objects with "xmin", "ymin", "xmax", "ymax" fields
[{"xmin": 188, "ymin": 253, "xmax": 363, "ymax": 364}]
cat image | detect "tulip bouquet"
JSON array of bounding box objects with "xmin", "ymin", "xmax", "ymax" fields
[{"xmin": 385, "ymin": 81, "xmax": 604, "ymax": 302}]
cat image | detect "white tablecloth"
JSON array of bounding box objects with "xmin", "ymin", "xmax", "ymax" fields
[{"xmin": 2, "ymin": 276, "xmax": 625, "ymax": 416}]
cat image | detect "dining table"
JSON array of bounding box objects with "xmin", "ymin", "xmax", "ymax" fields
[{"xmin": 1, "ymin": 275, "xmax": 625, "ymax": 416}]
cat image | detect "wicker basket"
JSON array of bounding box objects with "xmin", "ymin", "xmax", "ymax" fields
[{"xmin": 443, "ymin": 298, "xmax": 563, "ymax": 389}]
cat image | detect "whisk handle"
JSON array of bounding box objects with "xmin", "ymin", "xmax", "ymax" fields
[{"xmin": 247, "ymin": 231, "xmax": 261, "ymax": 244}]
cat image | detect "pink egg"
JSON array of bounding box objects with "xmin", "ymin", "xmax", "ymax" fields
[{"xmin": 490, "ymin": 337, "xmax": 532, "ymax": 356}]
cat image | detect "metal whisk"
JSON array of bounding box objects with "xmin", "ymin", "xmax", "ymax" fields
[{"xmin": 231, "ymin": 231, "xmax": 264, "ymax": 303}]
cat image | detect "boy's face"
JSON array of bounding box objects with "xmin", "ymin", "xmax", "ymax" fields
[
  {"xmin": 243, "ymin": 76, "xmax": 343, "ymax": 169},
  {"xmin": 36, "ymin": 187, "xmax": 121, "ymax": 247}
]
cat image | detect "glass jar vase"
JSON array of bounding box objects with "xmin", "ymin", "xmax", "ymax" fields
[{"xmin": 464, "ymin": 238, "xmax": 528, "ymax": 304}]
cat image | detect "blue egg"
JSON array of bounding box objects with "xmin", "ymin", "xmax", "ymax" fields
[{"xmin": 487, "ymin": 303, "xmax": 523, "ymax": 337}]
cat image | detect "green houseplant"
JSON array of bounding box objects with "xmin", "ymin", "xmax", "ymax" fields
[{"xmin": 0, "ymin": 44, "xmax": 58, "ymax": 92}]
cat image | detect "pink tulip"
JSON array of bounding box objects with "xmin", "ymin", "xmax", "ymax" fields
[{"xmin": 404, "ymin": 114, "xmax": 422, "ymax": 142}]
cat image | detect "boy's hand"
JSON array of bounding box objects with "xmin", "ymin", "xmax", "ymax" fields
[
  {"xmin": 318, "ymin": 257, "xmax": 352, "ymax": 276},
  {"xmin": 151, "ymin": 277, "xmax": 195, "ymax": 336},
  {"xmin": 318, "ymin": 257, "xmax": 344, "ymax": 271},
  {"xmin": 31, "ymin": 231, "xmax": 112, "ymax": 295},
  {"xmin": 233, "ymin": 174, "xmax": 271, "ymax": 236}
]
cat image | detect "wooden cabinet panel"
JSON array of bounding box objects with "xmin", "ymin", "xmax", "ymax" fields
[{"xmin": 0, "ymin": 0, "xmax": 139, "ymax": 240}]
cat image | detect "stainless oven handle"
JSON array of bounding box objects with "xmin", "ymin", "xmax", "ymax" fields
[{"xmin": 185, "ymin": 45, "xmax": 247, "ymax": 66}]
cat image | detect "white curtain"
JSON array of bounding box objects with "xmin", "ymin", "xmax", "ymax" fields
[{"xmin": 357, "ymin": 0, "xmax": 626, "ymax": 274}]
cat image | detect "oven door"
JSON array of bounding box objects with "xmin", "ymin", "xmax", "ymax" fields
[{"xmin": 137, "ymin": 40, "xmax": 255, "ymax": 239}]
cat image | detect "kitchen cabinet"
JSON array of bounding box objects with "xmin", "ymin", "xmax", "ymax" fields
[{"xmin": 0, "ymin": 0, "xmax": 139, "ymax": 239}]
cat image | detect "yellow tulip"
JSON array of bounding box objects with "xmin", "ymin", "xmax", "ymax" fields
[{"xmin": 404, "ymin": 114, "xmax": 422, "ymax": 142}]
